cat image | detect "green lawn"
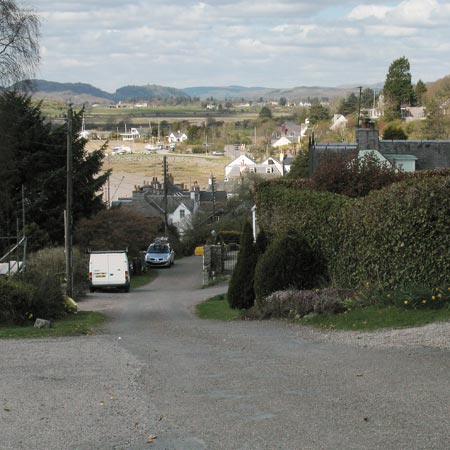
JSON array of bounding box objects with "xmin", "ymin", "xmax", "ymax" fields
[
  {"xmin": 196, "ymin": 294, "xmax": 242, "ymax": 321},
  {"xmin": 300, "ymin": 305, "xmax": 450, "ymax": 331},
  {"xmin": 131, "ymin": 270, "xmax": 157, "ymax": 289},
  {"xmin": 0, "ymin": 311, "xmax": 107, "ymax": 339}
]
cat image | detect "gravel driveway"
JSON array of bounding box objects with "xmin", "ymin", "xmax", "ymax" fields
[{"xmin": 1, "ymin": 256, "xmax": 450, "ymax": 450}]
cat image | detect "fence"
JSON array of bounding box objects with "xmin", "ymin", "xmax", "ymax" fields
[{"xmin": 202, "ymin": 244, "xmax": 239, "ymax": 286}]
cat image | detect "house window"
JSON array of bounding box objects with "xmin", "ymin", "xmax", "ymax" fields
[
  {"xmin": 250, "ymin": 167, "xmax": 256, "ymax": 173},
  {"xmin": 180, "ymin": 209, "xmax": 185, "ymax": 219},
  {"xmin": 266, "ymin": 167, "xmax": 274, "ymax": 173}
]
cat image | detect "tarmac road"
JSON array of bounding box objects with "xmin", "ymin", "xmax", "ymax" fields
[{"xmin": 1, "ymin": 255, "xmax": 450, "ymax": 450}]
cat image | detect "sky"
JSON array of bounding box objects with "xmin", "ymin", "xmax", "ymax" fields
[{"xmin": 27, "ymin": 0, "xmax": 450, "ymax": 93}]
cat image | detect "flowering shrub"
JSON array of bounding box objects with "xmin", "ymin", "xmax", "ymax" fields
[
  {"xmin": 385, "ymin": 286, "xmax": 450, "ymax": 310},
  {"xmin": 254, "ymin": 288, "xmax": 353, "ymax": 319}
]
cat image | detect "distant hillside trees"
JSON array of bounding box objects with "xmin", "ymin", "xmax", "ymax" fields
[
  {"xmin": 0, "ymin": 91, "xmax": 109, "ymax": 250},
  {"xmin": 0, "ymin": 0, "xmax": 40, "ymax": 86}
]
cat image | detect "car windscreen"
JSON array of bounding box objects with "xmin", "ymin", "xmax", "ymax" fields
[{"xmin": 148, "ymin": 244, "xmax": 169, "ymax": 253}]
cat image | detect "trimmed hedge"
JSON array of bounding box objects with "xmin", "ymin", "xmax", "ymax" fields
[
  {"xmin": 256, "ymin": 183, "xmax": 349, "ymax": 265},
  {"xmin": 256, "ymin": 174, "xmax": 450, "ymax": 290},
  {"xmin": 336, "ymin": 176, "xmax": 450, "ymax": 288}
]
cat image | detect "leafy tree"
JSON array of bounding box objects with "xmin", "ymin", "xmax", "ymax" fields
[
  {"xmin": 414, "ymin": 79, "xmax": 427, "ymax": 106},
  {"xmin": 258, "ymin": 106, "xmax": 272, "ymax": 121},
  {"xmin": 0, "ymin": 0, "xmax": 40, "ymax": 86},
  {"xmin": 312, "ymin": 152, "xmax": 404, "ymax": 197},
  {"xmin": 308, "ymin": 103, "xmax": 330, "ymax": 124},
  {"xmin": 422, "ymin": 98, "xmax": 450, "ymax": 139},
  {"xmin": 338, "ymin": 93, "xmax": 358, "ymax": 116},
  {"xmin": 279, "ymin": 97, "xmax": 287, "ymax": 106},
  {"xmin": 383, "ymin": 124, "xmax": 408, "ymax": 140},
  {"xmin": 383, "ymin": 57, "xmax": 415, "ymax": 119},
  {"xmin": 227, "ymin": 221, "xmax": 258, "ymax": 310},
  {"xmin": 0, "ymin": 91, "xmax": 109, "ymax": 247},
  {"xmin": 74, "ymin": 208, "xmax": 162, "ymax": 258}
]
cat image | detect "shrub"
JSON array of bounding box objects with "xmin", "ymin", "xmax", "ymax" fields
[
  {"xmin": 227, "ymin": 221, "xmax": 258, "ymax": 310},
  {"xmin": 311, "ymin": 152, "xmax": 405, "ymax": 197},
  {"xmin": 0, "ymin": 278, "xmax": 35, "ymax": 325},
  {"xmin": 26, "ymin": 246, "xmax": 88, "ymax": 300},
  {"xmin": 23, "ymin": 270, "xmax": 66, "ymax": 320},
  {"xmin": 253, "ymin": 232, "xmax": 327, "ymax": 302},
  {"xmin": 254, "ymin": 288, "xmax": 353, "ymax": 319}
]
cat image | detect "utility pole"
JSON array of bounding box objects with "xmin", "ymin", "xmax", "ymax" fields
[
  {"xmin": 357, "ymin": 86, "xmax": 363, "ymax": 128},
  {"xmin": 210, "ymin": 174, "xmax": 216, "ymax": 221},
  {"xmin": 65, "ymin": 103, "xmax": 74, "ymax": 298},
  {"xmin": 163, "ymin": 156, "xmax": 168, "ymax": 235}
]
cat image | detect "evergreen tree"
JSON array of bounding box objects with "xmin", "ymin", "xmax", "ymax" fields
[
  {"xmin": 415, "ymin": 79, "xmax": 427, "ymax": 106},
  {"xmin": 0, "ymin": 90, "xmax": 109, "ymax": 247},
  {"xmin": 383, "ymin": 57, "xmax": 415, "ymax": 119},
  {"xmin": 227, "ymin": 221, "xmax": 258, "ymax": 310}
]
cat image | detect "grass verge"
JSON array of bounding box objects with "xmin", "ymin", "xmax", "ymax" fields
[
  {"xmin": 131, "ymin": 270, "xmax": 157, "ymax": 289},
  {"xmin": 196, "ymin": 293, "xmax": 242, "ymax": 321},
  {"xmin": 0, "ymin": 311, "xmax": 107, "ymax": 339},
  {"xmin": 300, "ymin": 305, "xmax": 450, "ymax": 331}
]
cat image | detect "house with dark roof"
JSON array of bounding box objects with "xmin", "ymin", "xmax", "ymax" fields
[
  {"xmin": 309, "ymin": 125, "xmax": 450, "ymax": 175},
  {"xmin": 112, "ymin": 177, "xmax": 227, "ymax": 236}
]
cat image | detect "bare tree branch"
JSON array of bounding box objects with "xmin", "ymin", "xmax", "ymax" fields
[{"xmin": 0, "ymin": 0, "xmax": 40, "ymax": 87}]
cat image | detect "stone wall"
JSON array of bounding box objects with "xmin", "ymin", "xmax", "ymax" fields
[{"xmin": 379, "ymin": 140, "xmax": 450, "ymax": 170}]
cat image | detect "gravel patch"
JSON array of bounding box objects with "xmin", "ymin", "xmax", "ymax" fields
[
  {"xmin": 300, "ymin": 321, "xmax": 450, "ymax": 350},
  {"xmin": 0, "ymin": 336, "xmax": 158, "ymax": 450}
]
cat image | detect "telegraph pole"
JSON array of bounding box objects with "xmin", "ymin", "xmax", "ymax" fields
[
  {"xmin": 357, "ymin": 86, "xmax": 363, "ymax": 128},
  {"xmin": 163, "ymin": 156, "xmax": 168, "ymax": 235},
  {"xmin": 211, "ymin": 174, "xmax": 216, "ymax": 221},
  {"xmin": 65, "ymin": 103, "xmax": 74, "ymax": 298}
]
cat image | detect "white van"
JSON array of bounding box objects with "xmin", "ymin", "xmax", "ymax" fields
[{"xmin": 89, "ymin": 251, "xmax": 130, "ymax": 293}]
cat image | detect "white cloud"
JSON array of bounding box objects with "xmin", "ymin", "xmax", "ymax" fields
[{"xmin": 32, "ymin": 0, "xmax": 450, "ymax": 91}]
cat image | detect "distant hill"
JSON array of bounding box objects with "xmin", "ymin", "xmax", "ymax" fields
[
  {"xmin": 183, "ymin": 85, "xmax": 272, "ymax": 99},
  {"xmin": 114, "ymin": 84, "xmax": 189, "ymax": 102},
  {"xmin": 12, "ymin": 79, "xmax": 386, "ymax": 104},
  {"xmin": 14, "ymin": 80, "xmax": 190, "ymax": 104},
  {"xmin": 182, "ymin": 85, "xmax": 362, "ymax": 101}
]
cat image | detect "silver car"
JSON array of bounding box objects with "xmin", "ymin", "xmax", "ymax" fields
[{"xmin": 145, "ymin": 241, "xmax": 174, "ymax": 267}]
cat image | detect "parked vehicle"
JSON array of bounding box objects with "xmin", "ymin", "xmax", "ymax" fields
[
  {"xmin": 145, "ymin": 238, "xmax": 174, "ymax": 267},
  {"xmin": 89, "ymin": 251, "xmax": 130, "ymax": 292},
  {"xmin": 112, "ymin": 145, "xmax": 132, "ymax": 155}
]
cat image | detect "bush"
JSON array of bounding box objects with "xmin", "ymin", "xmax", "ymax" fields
[
  {"xmin": 26, "ymin": 246, "xmax": 88, "ymax": 300},
  {"xmin": 0, "ymin": 278, "xmax": 35, "ymax": 325},
  {"xmin": 227, "ymin": 222, "xmax": 258, "ymax": 310},
  {"xmin": 253, "ymin": 288, "xmax": 353, "ymax": 319},
  {"xmin": 253, "ymin": 232, "xmax": 327, "ymax": 302}
]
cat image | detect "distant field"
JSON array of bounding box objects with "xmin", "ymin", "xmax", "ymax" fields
[{"xmin": 89, "ymin": 140, "xmax": 230, "ymax": 200}]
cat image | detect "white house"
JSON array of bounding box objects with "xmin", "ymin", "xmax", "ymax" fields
[
  {"xmin": 224, "ymin": 153, "xmax": 292, "ymax": 182},
  {"xmin": 168, "ymin": 131, "xmax": 188, "ymax": 143},
  {"xmin": 330, "ymin": 114, "xmax": 348, "ymax": 131},
  {"xmin": 120, "ymin": 127, "xmax": 140, "ymax": 141},
  {"xmin": 272, "ymin": 136, "xmax": 293, "ymax": 148},
  {"xmin": 168, "ymin": 201, "xmax": 193, "ymax": 236},
  {"xmin": 224, "ymin": 154, "xmax": 257, "ymax": 181}
]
